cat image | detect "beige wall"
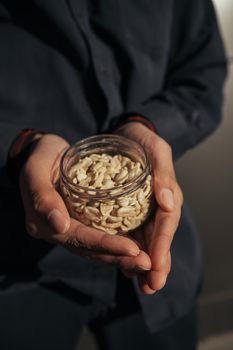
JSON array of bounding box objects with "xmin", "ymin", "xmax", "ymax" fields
[{"xmin": 175, "ymin": 0, "xmax": 233, "ymax": 335}]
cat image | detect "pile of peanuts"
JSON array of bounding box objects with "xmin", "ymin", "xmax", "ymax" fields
[{"xmin": 65, "ymin": 153, "xmax": 152, "ymax": 235}]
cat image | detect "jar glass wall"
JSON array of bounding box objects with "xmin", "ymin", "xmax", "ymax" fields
[{"xmin": 59, "ymin": 134, "xmax": 153, "ymax": 235}]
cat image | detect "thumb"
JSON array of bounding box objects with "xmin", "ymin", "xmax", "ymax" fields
[
  {"xmin": 156, "ymin": 187, "xmax": 174, "ymax": 212},
  {"xmin": 20, "ymin": 134, "xmax": 70, "ymax": 238},
  {"xmin": 152, "ymin": 143, "xmax": 175, "ymax": 212},
  {"xmin": 30, "ymin": 187, "xmax": 70, "ymax": 235},
  {"xmin": 113, "ymin": 122, "xmax": 175, "ymax": 212}
]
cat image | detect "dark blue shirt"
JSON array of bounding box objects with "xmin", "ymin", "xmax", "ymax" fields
[{"xmin": 0, "ymin": 0, "xmax": 227, "ymax": 333}]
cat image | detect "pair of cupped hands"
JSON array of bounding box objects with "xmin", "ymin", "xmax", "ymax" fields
[{"xmin": 20, "ymin": 122, "xmax": 183, "ymax": 295}]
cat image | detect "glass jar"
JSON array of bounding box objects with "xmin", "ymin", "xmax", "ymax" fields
[{"xmin": 59, "ymin": 134, "xmax": 153, "ymax": 235}]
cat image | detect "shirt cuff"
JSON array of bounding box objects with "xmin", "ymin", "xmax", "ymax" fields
[
  {"xmin": 108, "ymin": 113, "xmax": 157, "ymax": 134},
  {"xmin": 6, "ymin": 128, "xmax": 44, "ymax": 184}
]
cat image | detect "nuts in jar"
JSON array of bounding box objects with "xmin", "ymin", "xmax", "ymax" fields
[{"xmin": 59, "ymin": 134, "xmax": 153, "ymax": 235}]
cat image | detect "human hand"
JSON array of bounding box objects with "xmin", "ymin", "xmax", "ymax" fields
[
  {"xmin": 19, "ymin": 134, "xmax": 156, "ymax": 270},
  {"xmin": 114, "ymin": 122, "xmax": 183, "ymax": 294}
]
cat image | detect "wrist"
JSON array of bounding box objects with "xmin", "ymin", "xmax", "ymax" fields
[
  {"xmin": 114, "ymin": 120, "xmax": 154, "ymax": 141},
  {"xmin": 121, "ymin": 115, "xmax": 157, "ymax": 133},
  {"xmin": 7, "ymin": 128, "xmax": 45, "ymax": 184},
  {"xmin": 110, "ymin": 114, "xmax": 157, "ymax": 134}
]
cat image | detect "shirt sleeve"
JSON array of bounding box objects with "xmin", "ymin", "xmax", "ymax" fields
[
  {"xmin": 0, "ymin": 11, "xmax": 47, "ymax": 185},
  {"xmin": 117, "ymin": 0, "xmax": 228, "ymax": 160},
  {"xmin": 0, "ymin": 5, "xmax": 76, "ymax": 188}
]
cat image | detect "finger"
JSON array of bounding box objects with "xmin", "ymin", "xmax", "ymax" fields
[
  {"xmin": 121, "ymin": 269, "xmax": 137, "ymax": 279},
  {"xmin": 25, "ymin": 212, "xmax": 141, "ymax": 258},
  {"xmin": 20, "ymin": 136, "xmax": 71, "ymax": 236},
  {"xmin": 147, "ymin": 251, "xmax": 171, "ymax": 290},
  {"xmin": 24, "ymin": 195, "xmax": 141, "ymax": 257},
  {"xmin": 64, "ymin": 240, "xmax": 150, "ymax": 269},
  {"xmin": 137, "ymin": 274, "xmax": 156, "ymax": 295},
  {"xmin": 120, "ymin": 265, "xmax": 149, "ymax": 278},
  {"xmin": 149, "ymin": 138, "xmax": 183, "ymax": 212},
  {"xmin": 22, "ymin": 137, "xmax": 70, "ymax": 235},
  {"xmin": 154, "ymin": 178, "xmax": 183, "ymax": 213},
  {"xmin": 62, "ymin": 218, "xmax": 140, "ymax": 257},
  {"xmin": 25, "ymin": 220, "xmax": 41, "ymax": 239},
  {"xmin": 116, "ymin": 250, "xmax": 151, "ymax": 271},
  {"xmin": 25, "ymin": 209, "xmax": 70, "ymax": 242},
  {"xmin": 148, "ymin": 207, "xmax": 180, "ymax": 271},
  {"xmin": 99, "ymin": 251, "xmax": 151, "ymax": 272},
  {"xmin": 22, "ymin": 184, "xmax": 71, "ymax": 237}
]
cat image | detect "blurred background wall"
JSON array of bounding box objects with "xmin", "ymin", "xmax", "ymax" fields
[{"xmin": 175, "ymin": 0, "xmax": 233, "ymax": 338}]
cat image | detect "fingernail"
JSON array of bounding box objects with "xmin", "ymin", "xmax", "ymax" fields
[
  {"xmin": 48, "ymin": 209, "xmax": 69, "ymax": 234},
  {"xmin": 161, "ymin": 188, "xmax": 174, "ymax": 210},
  {"xmin": 160, "ymin": 276, "xmax": 167, "ymax": 290},
  {"xmin": 27, "ymin": 222, "xmax": 37, "ymax": 234},
  {"xmin": 129, "ymin": 248, "xmax": 140, "ymax": 257},
  {"xmin": 147, "ymin": 289, "xmax": 157, "ymax": 295},
  {"xmin": 124, "ymin": 271, "xmax": 136, "ymax": 278},
  {"xmin": 137, "ymin": 265, "xmax": 151, "ymax": 271}
]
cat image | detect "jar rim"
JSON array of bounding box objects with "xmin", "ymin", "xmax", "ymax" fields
[{"xmin": 59, "ymin": 134, "xmax": 151, "ymax": 198}]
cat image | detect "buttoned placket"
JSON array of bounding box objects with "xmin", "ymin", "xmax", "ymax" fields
[{"xmin": 69, "ymin": 0, "xmax": 123, "ymax": 125}]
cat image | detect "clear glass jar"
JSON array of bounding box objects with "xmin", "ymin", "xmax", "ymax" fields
[{"xmin": 59, "ymin": 134, "xmax": 153, "ymax": 235}]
